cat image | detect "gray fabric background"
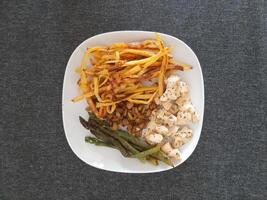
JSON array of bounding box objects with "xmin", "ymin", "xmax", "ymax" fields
[{"xmin": 0, "ymin": 0, "xmax": 266, "ymax": 199}]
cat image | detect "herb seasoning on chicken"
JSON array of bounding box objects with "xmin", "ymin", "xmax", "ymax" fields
[{"xmin": 142, "ymin": 75, "xmax": 199, "ymax": 160}]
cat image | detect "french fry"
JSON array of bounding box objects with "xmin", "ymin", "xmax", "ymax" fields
[
  {"xmin": 110, "ymin": 43, "xmax": 128, "ymax": 49},
  {"xmin": 106, "ymin": 104, "xmax": 116, "ymax": 114},
  {"xmin": 80, "ymin": 70, "xmax": 89, "ymax": 92},
  {"xmin": 102, "ymin": 55, "xmax": 115, "ymax": 61},
  {"xmin": 123, "ymin": 65, "xmax": 141, "ymax": 75},
  {"xmin": 96, "ymin": 101, "xmax": 120, "ymax": 107},
  {"xmin": 156, "ymin": 33, "xmax": 164, "ymax": 51},
  {"xmin": 123, "ymin": 51, "xmax": 163, "ymax": 66},
  {"xmin": 127, "ymin": 90, "xmax": 158, "ymax": 104},
  {"xmin": 167, "ymin": 64, "xmax": 192, "ymax": 71},
  {"xmin": 115, "ymin": 51, "xmax": 120, "ymax": 60},
  {"xmin": 142, "ymin": 51, "xmax": 167, "ymax": 69},
  {"xmin": 131, "ymin": 94, "xmax": 153, "ymax": 100},
  {"xmin": 99, "ymin": 75, "xmax": 109, "ymax": 87},
  {"xmin": 120, "ymin": 49, "xmax": 155, "ymax": 57},
  {"xmin": 123, "ymin": 86, "xmax": 157, "ymax": 94},
  {"xmin": 93, "ymin": 77, "xmax": 102, "ymax": 102},
  {"xmin": 99, "ymin": 106, "xmax": 107, "ymax": 118},
  {"xmin": 87, "ymin": 97, "xmax": 99, "ymax": 116},
  {"xmin": 158, "ymin": 54, "xmax": 168, "ymax": 96},
  {"xmin": 120, "ymin": 53, "xmax": 139, "ymax": 60},
  {"xmin": 71, "ymin": 92, "xmax": 94, "ymax": 102}
]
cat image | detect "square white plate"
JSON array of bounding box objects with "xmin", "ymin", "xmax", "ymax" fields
[{"xmin": 62, "ymin": 31, "xmax": 204, "ymax": 173}]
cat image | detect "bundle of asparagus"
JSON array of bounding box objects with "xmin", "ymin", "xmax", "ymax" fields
[{"xmin": 79, "ymin": 114, "xmax": 173, "ymax": 166}]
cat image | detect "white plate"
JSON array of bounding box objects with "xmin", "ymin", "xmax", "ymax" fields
[{"xmin": 62, "ymin": 31, "xmax": 204, "ymax": 173}]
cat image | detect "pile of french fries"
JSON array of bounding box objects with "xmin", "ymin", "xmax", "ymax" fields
[{"xmin": 72, "ymin": 33, "xmax": 191, "ymax": 118}]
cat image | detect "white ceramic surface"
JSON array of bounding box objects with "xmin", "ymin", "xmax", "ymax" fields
[{"xmin": 62, "ymin": 31, "xmax": 204, "ymax": 173}]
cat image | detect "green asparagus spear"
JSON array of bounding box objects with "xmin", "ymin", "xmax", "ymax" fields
[
  {"xmin": 79, "ymin": 116, "xmax": 90, "ymax": 129},
  {"xmin": 85, "ymin": 136, "xmax": 118, "ymax": 149},
  {"xmin": 131, "ymin": 145, "xmax": 161, "ymax": 158},
  {"xmin": 85, "ymin": 136, "xmax": 101, "ymax": 143},
  {"xmin": 89, "ymin": 120, "xmax": 138, "ymax": 153},
  {"xmin": 89, "ymin": 120, "xmax": 146, "ymax": 162},
  {"xmin": 131, "ymin": 144, "xmax": 145, "ymax": 151},
  {"xmin": 89, "ymin": 115, "xmax": 152, "ymax": 148},
  {"xmin": 116, "ymin": 130, "xmax": 152, "ymax": 149},
  {"xmin": 80, "ymin": 116, "xmax": 115, "ymax": 145},
  {"xmin": 81, "ymin": 115, "xmax": 134, "ymax": 158},
  {"xmin": 151, "ymin": 152, "xmax": 174, "ymax": 167},
  {"xmin": 89, "ymin": 127, "xmax": 130, "ymax": 157},
  {"xmin": 147, "ymin": 157, "xmax": 159, "ymax": 166}
]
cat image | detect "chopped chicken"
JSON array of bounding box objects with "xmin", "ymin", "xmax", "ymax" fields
[
  {"xmin": 145, "ymin": 133, "xmax": 163, "ymax": 145},
  {"xmin": 168, "ymin": 126, "xmax": 179, "ymax": 135},
  {"xmin": 146, "ymin": 120, "xmax": 157, "ymax": 132},
  {"xmin": 161, "ymin": 142, "xmax": 181, "ymax": 160},
  {"xmin": 178, "ymin": 126, "xmax": 193, "ymax": 138},
  {"xmin": 161, "ymin": 100, "xmax": 172, "ymax": 110},
  {"xmin": 141, "ymin": 121, "xmax": 157, "ymax": 136},
  {"xmin": 142, "ymin": 74, "xmax": 199, "ymax": 161},
  {"xmin": 155, "ymin": 109, "xmax": 177, "ymax": 126},
  {"xmin": 167, "ymin": 75, "xmax": 180, "ymax": 90},
  {"xmin": 171, "ymin": 137, "xmax": 184, "ymax": 149},
  {"xmin": 161, "ymin": 142, "xmax": 173, "ymax": 154},
  {"xmin": 172, "ymin": 127, "xmax": 193, "ymax": 148},
  {"xmin": 168, "ymin": 149, "xmax": 181, "ymax": 160},
  {"xmin": 179, "ymin": 81, "xmax": 189, "ymax": 97},
  {"xmin": 154, "ymin": 96, "xmax": 160, "ymax": 105},
  {"xmin": 160, "ymin": 75, "xmax": 180, "ymax": 101},
  {"xmin": 180, "ymin": 103, "xmax": 199, "ymax": 122},
  {"xmin": 169, "ymin": 104, "xmax": 179, "ymax": 115},
  {"xmin": 175, "ymin": 96, "xmax": 189, "ymax": 107},
  {"xmin": 155, "ymin": 125, "xmax": 169, "ymax": 135},
  {"xmin": 176, "ymin": 111, "xmax": 192, "ymax": 125},
  {"xmin": 160, "ymin": 92, "xmax": 169, "ymax": 102},
  {"xmin": 177, "ymin": 102, "xmax": 198, "ymax": 125},
  {"xmin": 163, "ymin": 114, "xmax": 177, "ymax": 127}
]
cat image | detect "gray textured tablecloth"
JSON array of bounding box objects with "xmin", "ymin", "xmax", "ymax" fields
[{"xmin": 1, "ymin": 0, "xmax": 266, "ymax": 199}]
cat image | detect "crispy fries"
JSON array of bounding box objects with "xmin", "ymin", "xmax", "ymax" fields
[{"xmin": 72, "ymin": 33, "xmax": 192, "ymax": 118}]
